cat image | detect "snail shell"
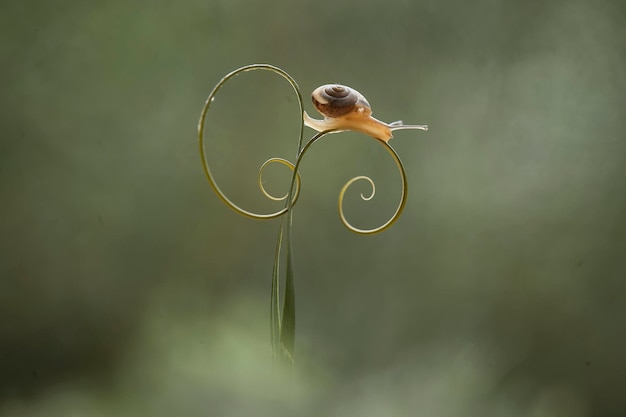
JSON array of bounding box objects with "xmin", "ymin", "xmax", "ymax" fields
[{"xmin": 311, "ymin": 85, "xmax": 371, "ymax": 118}]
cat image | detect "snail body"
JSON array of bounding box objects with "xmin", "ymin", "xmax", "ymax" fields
[{"xmin": 303, "ymin": 84, "xmax": 428, "ymax": 142}]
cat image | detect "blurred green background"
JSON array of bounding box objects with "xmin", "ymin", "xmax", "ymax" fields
[{"xmin": 1, "ymin": 0, "xmax": 625, "ymax": 415}]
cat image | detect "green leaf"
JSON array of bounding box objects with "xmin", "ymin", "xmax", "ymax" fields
[
  {"xmin": 279, "ymin": 226, "xmax": 296, "ymax": 362},
  {"xmin": 270, "ymin": 220, "xmax": 283, "ymax": 359}
]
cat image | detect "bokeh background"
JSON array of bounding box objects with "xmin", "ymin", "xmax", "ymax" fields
[{"xmin": 1, "ymin": 0, "xmax": 625, "ymax": 415}]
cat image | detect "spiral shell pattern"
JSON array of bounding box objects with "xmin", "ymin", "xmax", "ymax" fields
[{"xmin": 312, "ymin": 84, "xmax": 371, "ymax": 118}]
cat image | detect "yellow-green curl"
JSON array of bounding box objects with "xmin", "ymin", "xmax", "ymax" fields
[{"xmin": 198, "ymin": 64, "xmax": 305, "ymax": 219}]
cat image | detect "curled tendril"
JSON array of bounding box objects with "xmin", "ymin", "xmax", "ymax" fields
[
  {"xmin": 338, "ymin": 141, "xmax": 407, "ymax": 235},
  {"xmin": 258, "ymin": 158, "xmax": 301, "ymax": 202},
  {"xmin": 283, "ymin": 132, "xmax": 408, "ymax": 235},
  {"xmin": 347, "ymin": 176, "xmax": 376, "ymax": 201},
  {"xmin": 198, "ymin": 64, "xmax": 410, "ymax": 234},
  {"xmin": 198, "ymin": 64, "xmax": 305, "ymax": 219}
]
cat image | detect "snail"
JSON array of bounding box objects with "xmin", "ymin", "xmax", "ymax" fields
[{"xmin": 303, "ymin": 84, "xmax": 428, "ymax": 142}]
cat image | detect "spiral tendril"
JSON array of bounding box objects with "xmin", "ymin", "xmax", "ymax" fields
[
  {"xmin": 258, "ymin": 158, "xmax": 301, "ymax": 202},
  {"xmin": 198, "ymin": 64, "xmax": 305, "ymax": 219},
  {"xmin": 337, "ymin": 140, "xmax": 407, "ymax": 235}
]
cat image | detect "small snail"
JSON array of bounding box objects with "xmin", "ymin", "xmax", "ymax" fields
[{"xmin": 303, "ymin": 84, "xmax": 428, "ymax": 142}]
